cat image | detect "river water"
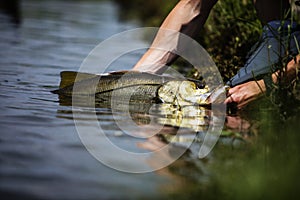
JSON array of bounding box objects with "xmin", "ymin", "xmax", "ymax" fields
[{"xmin": 1, "ymin": 0, "xmax": 300, "ymax": 199}]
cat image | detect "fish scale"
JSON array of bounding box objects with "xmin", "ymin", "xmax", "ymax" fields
[
  {"xmin": 51, "ymin": 70, "xmax": 218, "ymax": 106},
  {"xmin": 52, "ymin": 71, "xmax": 177, "ymax": 96}
]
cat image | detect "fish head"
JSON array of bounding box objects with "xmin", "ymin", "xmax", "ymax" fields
[{"xmin": 158, "ymin": 81, "xmax": 211, "ymax": 106}]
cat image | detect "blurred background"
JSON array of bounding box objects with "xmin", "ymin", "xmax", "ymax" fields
[{"xmin": 0, "ymin": 0, "xmax": 300, "ymax": 199}]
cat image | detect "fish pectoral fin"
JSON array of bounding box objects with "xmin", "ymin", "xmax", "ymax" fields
[{"xmin": 59, "ymin": 71, "xmax": 97, "ymax": 88}]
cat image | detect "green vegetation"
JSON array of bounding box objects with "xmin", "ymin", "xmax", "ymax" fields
[
  {"xmin": 160, "ymin": 108, "xmax": 300, "ymax": 200},
  {"xmin": 114, "ymin": 0, "xmax": 300, "ymax": 117},
  {"xmin": 111, "ymin": 1, "xmax": 300, "ymax": 199},
  {"xmin": 113, "ymin": 0, "xmax": 177, "ymax": 26},
  {"xmin": 114, "ymin": 0, "xmax": 261, "ymax": 82},
  {"xmin": 201, "ymin": 0, "xmax": 261, "ymax": 82}
]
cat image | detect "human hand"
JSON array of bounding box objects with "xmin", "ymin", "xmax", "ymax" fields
[{"xmin": 224, "ymin": 80, "xmax": 266, "ymax": 109}]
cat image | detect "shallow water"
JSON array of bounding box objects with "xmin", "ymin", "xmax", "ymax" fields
[
  {"xmin": 1, "ymin": 0, "xmax": 300, "ymax": 199},
  {"xmin": 0, "ymin": 1, "xmax": 164, "ymax": 199}
]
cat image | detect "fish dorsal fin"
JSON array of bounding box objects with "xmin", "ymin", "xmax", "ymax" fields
[
  {"xmin": 59, "ymin": 71, "xmax": 97, "ymax": 88},
  {"xmin": 108, "ymin": 70, "xmax": 139, "ymax": 76}
]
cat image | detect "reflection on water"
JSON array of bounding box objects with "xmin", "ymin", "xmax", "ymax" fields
[
  {"xmin": 0, "ymin": 0, "xmax": 168, "ymax": 199},
  {"xmin": 1, "ymin": 0, "xmax": 300, "ymax": 199}
]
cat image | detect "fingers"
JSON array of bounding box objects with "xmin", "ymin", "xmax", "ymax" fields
[
  {"xmin": 227, "ymin": 86, "xmax": 240, "ymax": 96},
  {"xmin": 224, "ymin": 87, "xmax": 243, "ymax": 109},
  {"xmin": 224, "ymin": 94, "xmax": 234, "ymax": 104},
  {"xmin": 224, "ymin": 87, "xmax": 236, "ymax": 104},
  {"xmin": 224, "ymin": 87, "xmax": 252, "ymax": 109},
  {"xmin": 224, "ymin": 81, "xmax": 264, "ymax": 109}
]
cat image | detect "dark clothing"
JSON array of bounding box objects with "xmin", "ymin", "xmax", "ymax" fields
[{"xmin": 228, "ymin": 20, "xmax": 300, "ymax": 87}]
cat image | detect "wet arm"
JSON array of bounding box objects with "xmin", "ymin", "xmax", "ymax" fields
[{"xmin": 132, "ymin": 0, "xmax": 218, "ymax": 74}]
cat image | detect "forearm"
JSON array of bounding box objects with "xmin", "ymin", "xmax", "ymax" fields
[
  {"xmin": 262, "ymin": 54, "xmax": 300, "ymax": 93},
  {"xmin": 225, "ymin": 55, "xmax": 300, "ymax": 109},
  {"xmin": 133, "ymin": 0, "xmax": 218, "ymax": 74},
  {"xmin": 271, "ymin": 55, "xmax": 300, "ymax": 85}
]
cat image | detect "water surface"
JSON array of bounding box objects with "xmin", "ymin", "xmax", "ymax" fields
[
  {"xmin": 0, "ymin": 1, "xmax": 166, "ymax": 199},
  {"xmin": 1, "ymin": 1, "xmax": 300, "ymax": 199}
]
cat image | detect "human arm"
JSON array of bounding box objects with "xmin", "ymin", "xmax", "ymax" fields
[
  {"xmin": 224, "ymin": 55, "xmax": 300, "ymax": 109},
  {"xmin": 132, "ymin": 0, "xmax": 218, "ymax": 74}
]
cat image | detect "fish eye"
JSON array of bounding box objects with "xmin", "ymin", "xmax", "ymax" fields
[{"xmin": 194, "ymin": 81, "xmax": 206, "ymax": 89}]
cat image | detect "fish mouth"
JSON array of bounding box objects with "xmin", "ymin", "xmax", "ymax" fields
[
  {"xmin": 158, "ymin": 81, "xmax": 211, "ymax": 106},
  {"xmin": 158, "ymin": 81, "xmax": 228, "ymax": 106}
]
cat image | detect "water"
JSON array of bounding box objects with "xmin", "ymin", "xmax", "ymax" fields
[
  {"xmin": 1, "ymin": 0, "xmax": 300, "ymax": 199},
  {"xmin": 0, "ymin": 1, "xmax": 165, "ymax": 199}
]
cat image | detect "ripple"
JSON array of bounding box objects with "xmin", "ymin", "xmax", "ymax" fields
[{"xmin": 0, "ymin": 0, "xmax": 167, "ymax": 199}]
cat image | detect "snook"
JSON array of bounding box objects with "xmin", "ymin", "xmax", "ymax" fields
[{"xmin": 52, "ymin": 71, "xmax": 223, "ymax": 105}]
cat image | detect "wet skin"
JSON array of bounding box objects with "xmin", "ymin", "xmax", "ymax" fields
[{"xmin": 132, "ymin": 0, "xmax": 297, "ymax": 109}]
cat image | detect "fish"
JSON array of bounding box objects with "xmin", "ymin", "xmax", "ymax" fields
[
  {"xmin": 52, "ymin": 71, "xmax": 171, "ymax": 95},
  {"xmin": 52, "ymin": 70, "xmax": 225, "ymax": 106},
  {"xmin": 52, "ymin": 70, "xmax": 180, "ymax": 103}
]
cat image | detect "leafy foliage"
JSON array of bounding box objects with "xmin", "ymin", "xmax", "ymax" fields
[
  {"xmin": 114, "ymin": 0, "xmax": 261, "ymax": 82},
  {"xmin": 201, "ymin": 0, "xmax": 261, "ymax": 82}
]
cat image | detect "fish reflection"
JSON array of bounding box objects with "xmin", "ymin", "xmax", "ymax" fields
[
  {"xmin": 154, "ymin": 104, "xmax": 210, "ymax": 132},
  {"xmin": 54, "ymin": 84, "xmax": 258, "ymax": 193},
  {"xmin": 56, "ymin": 88, "xmax": 256, "ymax": 150}
]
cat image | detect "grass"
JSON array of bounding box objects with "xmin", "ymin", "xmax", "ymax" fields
[
  {"xmin": 114, "ymin": 0, "xmax": 300, "ymax": 116},
  {"xmin": 111, "ymin": 2, "xmax": 300, "ymax": 199},
  {"xmin": 114, "ymin": 0, "xmax": 261, "ymax": 82}
]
